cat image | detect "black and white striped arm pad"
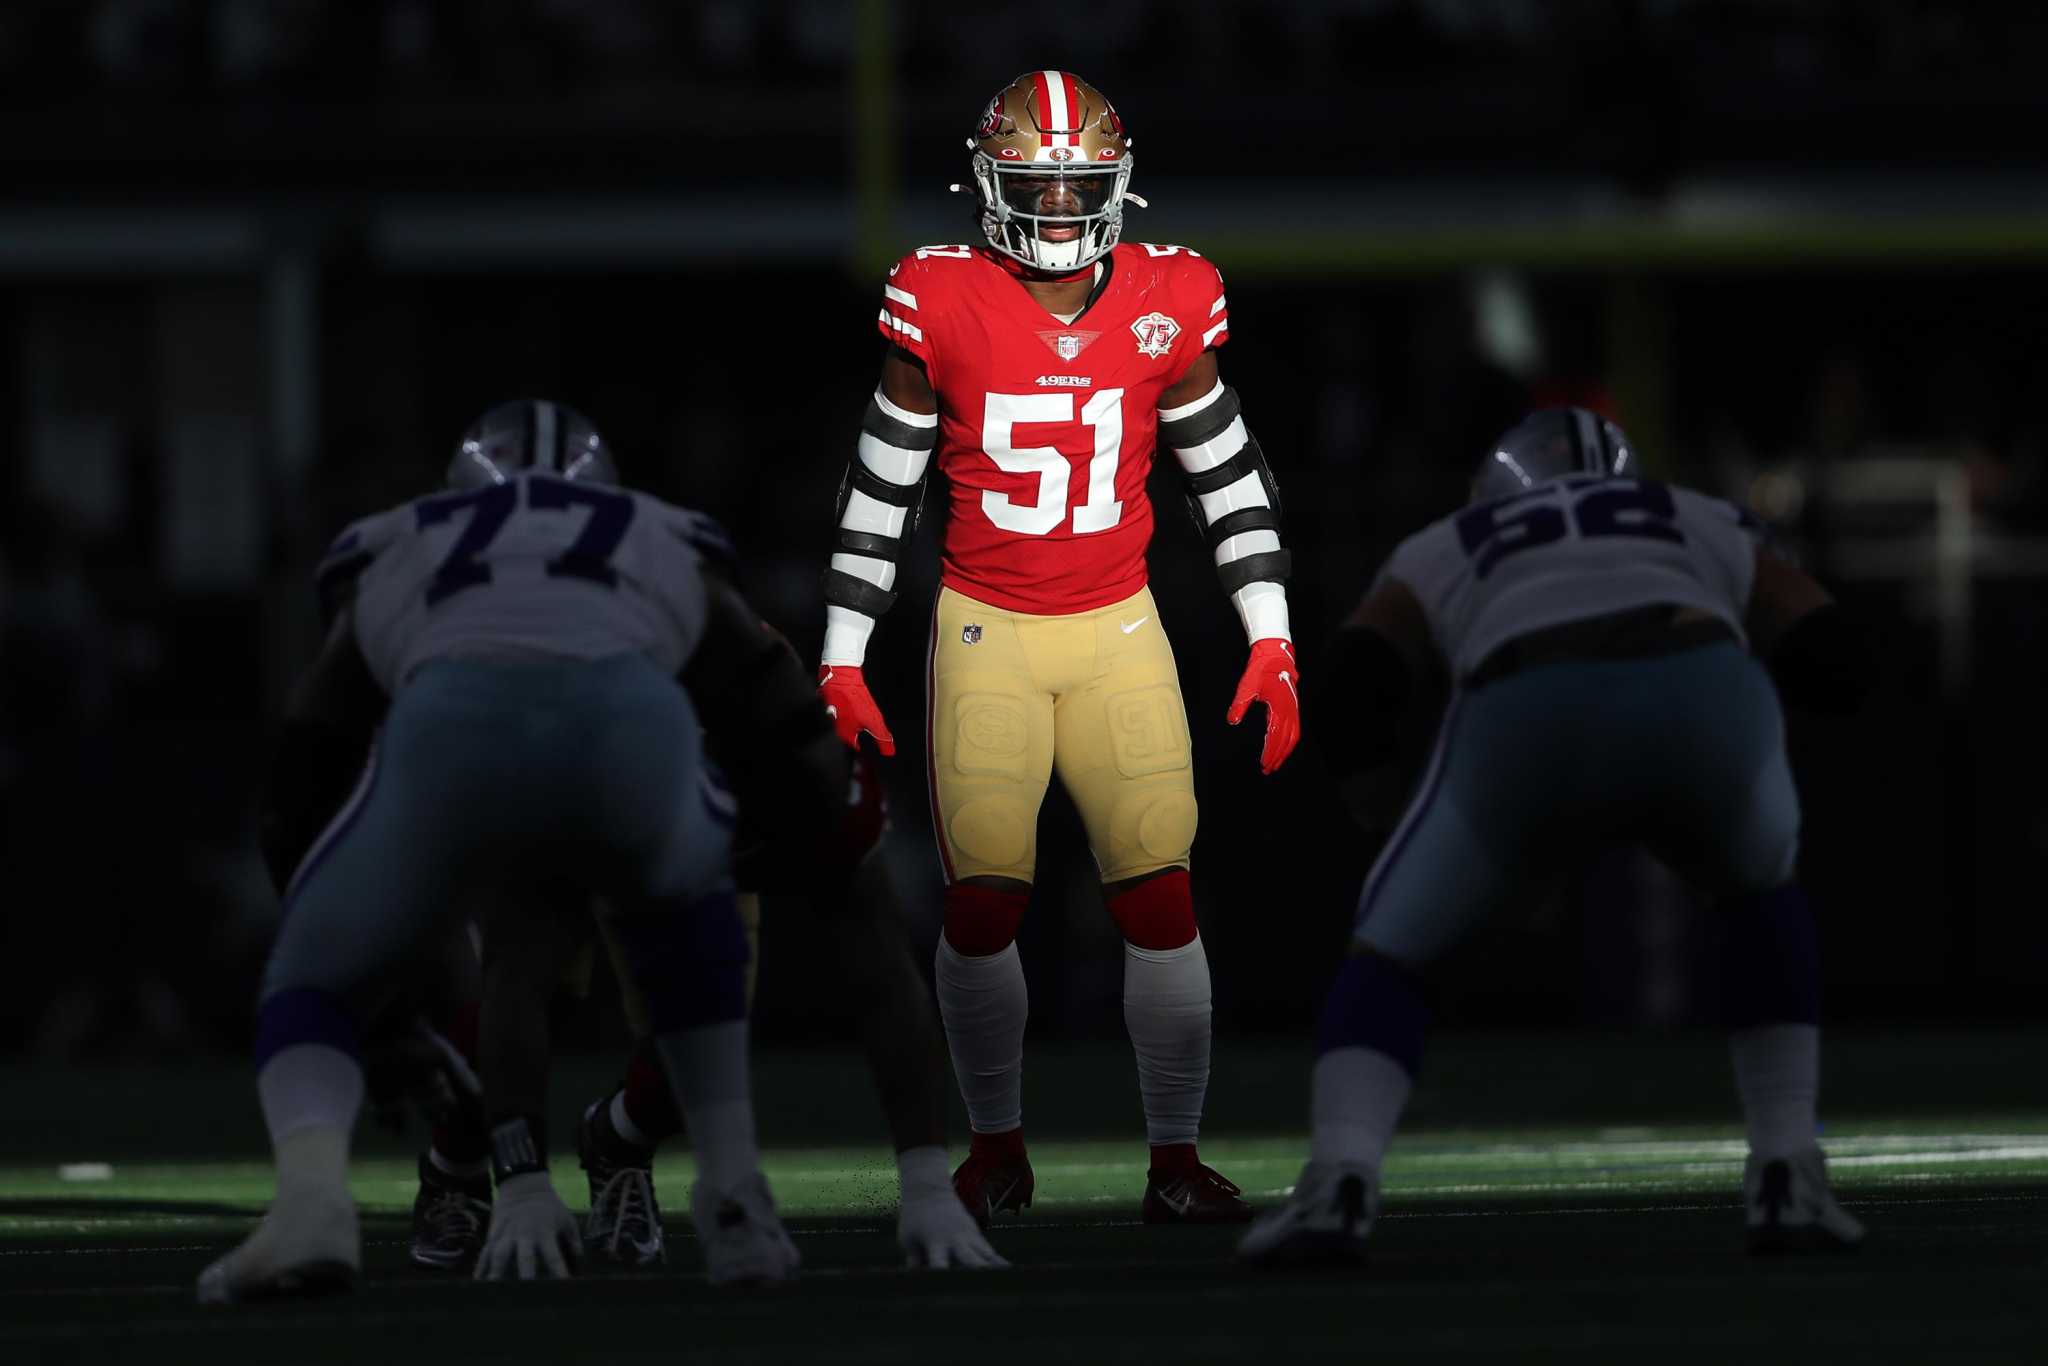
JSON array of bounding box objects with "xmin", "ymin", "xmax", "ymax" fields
[
  {"xmin": 822, "ymin": 390, "xmax": 938, "ymax": 665},
  {"xmin": 1158, "ymin": 381, "xmax": 1294, "ymax": 642}
]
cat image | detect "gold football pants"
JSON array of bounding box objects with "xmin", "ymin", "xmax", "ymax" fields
[{"xmin": 926, "ymin": 584, "xmax": 1198, "ymax": 885}]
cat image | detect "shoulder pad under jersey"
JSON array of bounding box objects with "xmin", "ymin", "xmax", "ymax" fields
[
  {"xmin": 314, "ymin": 508, "xmax": 404, "ymax": 626},
  {"xmin": 662, "ymin": 504, "xmax": 738, "ymax": 577}
]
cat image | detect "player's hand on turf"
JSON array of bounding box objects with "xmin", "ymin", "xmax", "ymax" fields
[
  {"xmin": 818, "ymin": 664, "xmax": 895, "ymax": 756},
  {"xmin": 475, "ymin": 1173, "xmax": 582, "ymax": 1281},
  {"xmin": 1226, "ymin": 638, "xmax": 1302, "ymax": 775},
  {"xmin": 898, "ymin": 1187, "xmax": 1008, "ymax": 1270}
]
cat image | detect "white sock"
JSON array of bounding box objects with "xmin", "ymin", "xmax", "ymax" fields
[
  {"xmin": 1728, "ymin": 1023, "xmax": 1820, "ymax": 1160},
  {"xmin": 1309, "ymin": 1046, "xmax": 1413, "ymax": 1172},
  {"xmin": 254, "ymin": 1044, "xmax": 360, "ymax": 1205},
  {"xmin": 1122, "ymin": 936, "xmax": 1212, "ymax": 1147},
  {"xmin": 655, "ymin": 1019, "xmax": 758, "ymax": 1191},
  {"xmin": 934, "ymin": 939, "xmax": 1028, "ymax": 1134}
]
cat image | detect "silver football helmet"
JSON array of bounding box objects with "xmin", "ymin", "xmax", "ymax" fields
[
  {"xmin": 1472, "ymin": 406, "xmax": 1635, "ymax": 503},
  {"xmin": 447, "ymin": 399, "xmax": 619, "ymax": 489}
]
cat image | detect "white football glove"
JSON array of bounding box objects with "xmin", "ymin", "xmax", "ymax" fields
[
  {"xmin": 896, "ymin": 1146, "xmax": 1008, "ymax": 1270},
  {"xmin": 475, "ymin": 1172, "xmax": 582, "ymax": 1281}
]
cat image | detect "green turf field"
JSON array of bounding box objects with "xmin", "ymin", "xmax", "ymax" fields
[{"xmin": 5, "ymin": 1035, "xmax": 2045, "ymax": 1363}]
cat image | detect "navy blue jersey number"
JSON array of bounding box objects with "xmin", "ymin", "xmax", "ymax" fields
[
  {"xmin": 1457, "ymin": 478, "xmax": 1685, "ymax": 578},
  {"xmin": 415, "ymin": 475, "xmax": 636, "ymax": 604},
  {"xmin": 1455, "ymin": 490, "xmax": 1569, "ymax": 578},
  {"xmin": 417, "ymin": 483, "xmax": 517, "ymax": 605},
  {"xmin": 527, "ymin": 477, "xmax": 635, "ymax": 586}
]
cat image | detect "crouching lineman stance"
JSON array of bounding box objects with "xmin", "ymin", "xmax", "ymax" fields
[
  {"xmin": 428, "ymin": 572, "xmax": 1002, "ymax": 1275},
  {"xmin": 200, "ymin": 403, "xmax": 802, "ymax": 1302},
  {"xmin": 1240, "ymin": 407, "xmax": 1872, "ymax": 1266},
  {"xmin": 816, "ymin": 72, "xmax": 1302, "ymax": 1224}
]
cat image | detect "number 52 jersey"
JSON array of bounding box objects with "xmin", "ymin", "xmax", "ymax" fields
[
  {"xmin": 315, "ymin": 472, "xmax": 729, "ymax": 693},
  {"xmin": 879, "ymin": 241, "xmax": 1230, "ymax": 615},
  {"xmin": 1378, "ymin": 475, "xmax": 1765, "ymax": 682}
]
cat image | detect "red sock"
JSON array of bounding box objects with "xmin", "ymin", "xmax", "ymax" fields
[
  {"xmin": 1149, "ymin": 1142, "xmax": 1201, "ymax": 1175},
  {"xmin": 970, "ymin": 1127, "xmax": 1027, "ymax": 1161},
  {"xmin": 622, "ymin": 1037, "xmax": 684, "ymax": 1144}
]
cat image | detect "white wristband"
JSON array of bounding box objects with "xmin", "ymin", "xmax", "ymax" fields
[
  {"xmin": 896, "ymin": 1145, "xmax": 953, "ymax": 1201},
  {"xmin": 1232, "ymin": 580, "xmax": 1292, "ymax": 644},
  {"xmin": 821, "ymin": 605, "xmax": 877, "ymax": 667}
]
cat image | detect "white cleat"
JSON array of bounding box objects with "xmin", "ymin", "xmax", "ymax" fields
[
  {"xmin": 196, "ymin": 1188, "xmax": 361, "ymax": 1305},
  {"xmin": 693, "ymin": 1172, "xmax": 800, "ymax": 1288},
  {"xmin": 1237, "ymin": 1160, "xmax": 1378, "ymax": 1268},
  {"xmin": 1745, "ymin": 1146, "xmax": 1866, "ymax": 1253}
]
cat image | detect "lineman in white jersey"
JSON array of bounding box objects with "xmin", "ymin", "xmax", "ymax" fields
[
  {"xmin": 201, "ymin": 401, "xmax": 798, "ymax": 1303},
  {"xmin": 1240, "ymin": 407, "xmax": 1871, "ymax": 1267}
]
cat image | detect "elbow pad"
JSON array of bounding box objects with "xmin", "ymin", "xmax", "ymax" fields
[
  {"xmin": 1768, "ymin": 604, "xmax": 1874, "ymax": 716},
  {"xmin": 824, "ymin": 391, "xmax": 937, "ymax": 619},
  {"xmin": 1161, "ymin": 385, "xmax": 1293, "ymax": 593},
  {"xmin": 1309, "ymin": 625, "xmax": 1413, "ymax": 780}
]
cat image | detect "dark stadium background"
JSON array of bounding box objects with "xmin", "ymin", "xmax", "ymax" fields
[{"xmin": 3, "ymin": 0, "xmax": 2046, "ymax": 1065}]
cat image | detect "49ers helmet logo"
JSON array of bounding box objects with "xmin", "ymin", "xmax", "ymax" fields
[
  {"xmin": 1131, "ymin": 311, "xmax": 1180, "ymax": 358},
  {"xmin": 976, "ymin": 94, "xmax": 1006, "ymax": 140}
]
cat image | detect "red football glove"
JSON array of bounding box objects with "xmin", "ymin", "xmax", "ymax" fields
[
  {"xmin": 831, "ymin": 745, "xmax": 891, "ymax": 869},
  {"xmin": 818, "ymin": 664, "xmax": 895, "ymax": 756},
  {"xmin": 1226, "ymin": 638, "xmax": 1301, "ymax": 776}
]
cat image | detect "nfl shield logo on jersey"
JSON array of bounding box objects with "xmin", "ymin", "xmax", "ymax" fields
[
  {"xmin": 1131, "ymin": 311, "xmax": 1180, "ymax": 358},
  {"xmin": 962, "ymin": 624, "xmax": 983, "ymax": 645},
  {"xmin": 1056, "ymin": 335, "xmax": 1082, "ymax": 361}
]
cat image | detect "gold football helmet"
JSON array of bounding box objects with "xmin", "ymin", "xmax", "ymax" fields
[{"xmin": 964, "ymin": 70, "xmax": 1135, "ymax": 274}]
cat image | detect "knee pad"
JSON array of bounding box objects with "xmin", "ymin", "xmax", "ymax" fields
[
  {"xmin": 1107, "ymin": 869, "xmax": 1197, "ymax": 951},
  {"xmin": 942, "ymin": 882, "xmax": 1030, "ymax": 956},
  {"xmin": 1105, "ymin": 784, "xmax": 1199, "ymax": 877},
  {"xmin": 946, "ymin": 793, "xmax": 1035, "ymax": 874}
]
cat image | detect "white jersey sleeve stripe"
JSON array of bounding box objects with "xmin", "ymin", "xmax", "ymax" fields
[
  {"xmin": 1209, "ymin": 293, "xmax": 1227, "ymax": 317},
  {"xmin": 879, "ymin": 309, "xmax": 925, "ymax": 344},
  {"xmin": 874, "ymin": 388, "xmax": 939, "ymax": 428},
  {"xmin": 883, "ymin": 284, "xmax": 918, "ymax": 311},
  {"xmin": 1201, "ymin": 318, "xmax": 1229, "ymax": 347}
]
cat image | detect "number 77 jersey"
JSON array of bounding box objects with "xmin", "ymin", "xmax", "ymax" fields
[
  {"xmin": 881, "ymin": 241, "xmax": 1230, "ymax": 614},
  {"xmin": 315, "ymin": 472, "xmax": 731, "ymax": 693}
]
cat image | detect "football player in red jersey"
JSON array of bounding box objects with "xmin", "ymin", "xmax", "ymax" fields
[{"xmin": 816, "ymin": 71, "xmax": 1301, "ymax": 1225}]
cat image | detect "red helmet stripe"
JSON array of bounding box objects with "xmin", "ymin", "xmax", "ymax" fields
[{"xmin": 1036, "ymin": 68, "xmax": 1072, "ymax": 146}]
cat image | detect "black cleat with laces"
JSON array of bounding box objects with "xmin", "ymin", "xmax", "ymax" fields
[
  {"xmin": 579, "ymin": 1099, "xmax": 666, "ymax": 1267},
  {"xmin": 409, "ymin": 1154, "xmax": 491, "ymax": 1271}
]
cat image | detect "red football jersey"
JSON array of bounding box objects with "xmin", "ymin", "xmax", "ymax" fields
[{"xmin": 876, "ymin": 242, "xmax": 1230, "ymax": 615}]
